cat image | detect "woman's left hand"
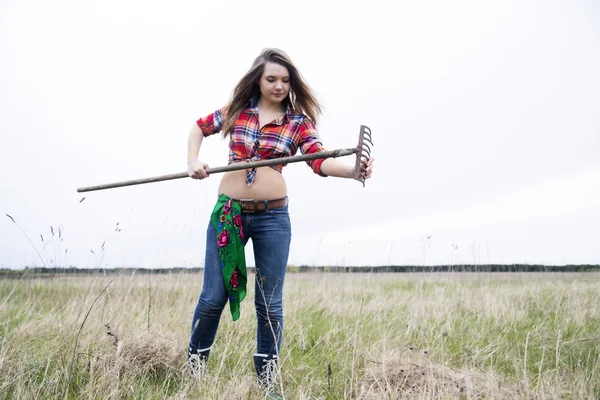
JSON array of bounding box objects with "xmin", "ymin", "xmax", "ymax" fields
[{"xmin": 362, "ymin": 156, "xmax": 375, "ymax": 180}]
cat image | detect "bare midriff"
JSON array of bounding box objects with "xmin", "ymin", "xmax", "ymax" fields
[{"xmin": 217, "ymin": 163, "xmax": 287, "ymax": 201}]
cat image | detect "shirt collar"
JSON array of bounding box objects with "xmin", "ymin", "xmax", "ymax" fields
[{"xmin": 247, "ymin": 95, "xmax": 293, "ymax": 124}]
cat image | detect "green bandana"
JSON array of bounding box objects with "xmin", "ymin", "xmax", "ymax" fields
[{"xmin": 210, "ymin": 194, "xmax": 247, "ymax": 321}]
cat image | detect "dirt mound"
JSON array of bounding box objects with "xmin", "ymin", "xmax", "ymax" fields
[
  {"xmin": 357, "ymin": 349, "xmax": 515, "ymax": 399},
  {"xmin": 116, "ymin": 330, "xmax": 184, "ymax": 374},
  {"xmin": 97, "ymin": 326, "xmax": 185, "ymax": 377}
]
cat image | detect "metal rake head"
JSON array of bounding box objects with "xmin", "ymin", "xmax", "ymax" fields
[{"xmin": 353, "ymin": 125, "xmax": 373, "ymax": 187}]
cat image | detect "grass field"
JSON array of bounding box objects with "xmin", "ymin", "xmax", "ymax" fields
[{"xmin": 1, "ymin": 271, "xmax": 599, "ymax": 399}]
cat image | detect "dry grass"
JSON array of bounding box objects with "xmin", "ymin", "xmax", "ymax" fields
[{"xmin": 0, "ymin": 272, "xmax": 599, "ymax": 399}]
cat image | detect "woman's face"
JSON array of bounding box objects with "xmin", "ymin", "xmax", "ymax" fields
[{"xmin": 259, "ymin": 62, "xmax": 291, "ymax": 105}]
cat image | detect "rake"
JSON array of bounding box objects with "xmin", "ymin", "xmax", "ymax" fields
[{"xmin": 76, "ymin": 125, "xmax": 373, "ymax": 193}]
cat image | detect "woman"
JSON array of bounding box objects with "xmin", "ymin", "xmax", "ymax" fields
[{"xmin": 186, "ymin": 48, "xmax": 374, "ymax": 391}]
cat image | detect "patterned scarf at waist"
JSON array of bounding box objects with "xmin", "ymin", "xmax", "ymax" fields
[{"xmin": 210, "ymin": 194, "xmax": 248, "ymax": 321}]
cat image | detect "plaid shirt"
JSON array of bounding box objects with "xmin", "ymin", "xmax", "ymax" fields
[{"xmin": 196, "ymin": 96, "xmax": 327, "ymax": 186}]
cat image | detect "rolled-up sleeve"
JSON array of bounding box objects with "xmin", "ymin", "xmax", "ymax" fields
[
  {"xmin": 196, "ymin": 107, "xmax": 225, "ymax": 137},
  {"xmin": 298, "ymin": 118, "xmax": 328, "ymax": 177}
]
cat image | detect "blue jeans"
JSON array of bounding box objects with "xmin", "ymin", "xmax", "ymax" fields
[{"xmin": 189, "ymin": 205, "xmax": 291, "ymax": 358}]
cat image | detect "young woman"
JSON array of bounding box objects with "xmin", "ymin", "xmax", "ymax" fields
[{"xmin": 186, "ymin": 48, "xmax": 374, "ymax": 391}]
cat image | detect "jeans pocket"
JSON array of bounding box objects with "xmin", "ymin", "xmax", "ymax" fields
[
  {"xmin": 266, "ymin": 205, "xmax": 289, "ymax": 216},
  {"xmin": 266, "ymin": 206, "xmax": 291, "ymax": 234}
]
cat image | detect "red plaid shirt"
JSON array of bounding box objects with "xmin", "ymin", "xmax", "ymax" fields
[{"xmin": 196, "ymin": 96, "xmax": 327, "ymax": 186}]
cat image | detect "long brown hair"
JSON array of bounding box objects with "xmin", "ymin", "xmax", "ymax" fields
[{"xmin": 220, "ymin": 48, "xmax": 323, "ymax": 137}]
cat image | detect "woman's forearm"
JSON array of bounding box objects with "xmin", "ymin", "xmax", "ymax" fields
[{"xmin": 320, "ymin": 157, "xmax": 354, "ymax": 178}]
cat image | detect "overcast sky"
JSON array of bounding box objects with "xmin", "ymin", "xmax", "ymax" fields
[{"xmin": 1, "ymin": 0, "xmax": 599, "ymax": 269}]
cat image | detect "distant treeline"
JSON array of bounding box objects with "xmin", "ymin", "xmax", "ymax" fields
[{"xmin": 1, "ymin": 264, "xmax": 599, "ymax": 278}]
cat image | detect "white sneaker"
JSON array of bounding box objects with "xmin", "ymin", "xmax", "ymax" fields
[
  {"xmin": 186, "ymin": 353, "xmax": 207, "ymax": 380},
  {"xmin": 185, "ymin": 346, "xmax": 210, "ymax": 380}
]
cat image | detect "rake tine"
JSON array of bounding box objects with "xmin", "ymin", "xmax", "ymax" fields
[{"xmin": 361, "ymin": 142, "xmax": 372, "ymax": 154}]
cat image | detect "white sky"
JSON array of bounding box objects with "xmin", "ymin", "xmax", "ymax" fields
[{"xmin": 1, "ymin": 0, "xmax": 599, "ymax": 269}]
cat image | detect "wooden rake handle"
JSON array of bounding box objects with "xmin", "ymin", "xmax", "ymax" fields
[
  {"xmin": 76, "ymin": 148, "xmax": 357, "ymax": 193},
  {"xmin": 76, "ymin": 125, "xmax": 373, "ymax": 193}
]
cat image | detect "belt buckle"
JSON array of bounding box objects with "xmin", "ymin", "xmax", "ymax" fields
[{"xmin": 239, "ymin": 198, "xmax": 255, "ymax": 213}]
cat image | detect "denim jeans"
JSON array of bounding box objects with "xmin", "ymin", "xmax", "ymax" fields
[{"xmin": 189, "ymin": 205, "xmax": 291, "ymax": 358}]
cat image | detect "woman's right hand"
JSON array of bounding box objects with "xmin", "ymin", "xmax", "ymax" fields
[{"xmin": 187, "ymin": 159, "xmax": 210, "ymax": 180}]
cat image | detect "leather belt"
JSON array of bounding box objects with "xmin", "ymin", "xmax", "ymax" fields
[{"xmin": 232, "ymin": 196, "xmax": 288, "ymax": 213}]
